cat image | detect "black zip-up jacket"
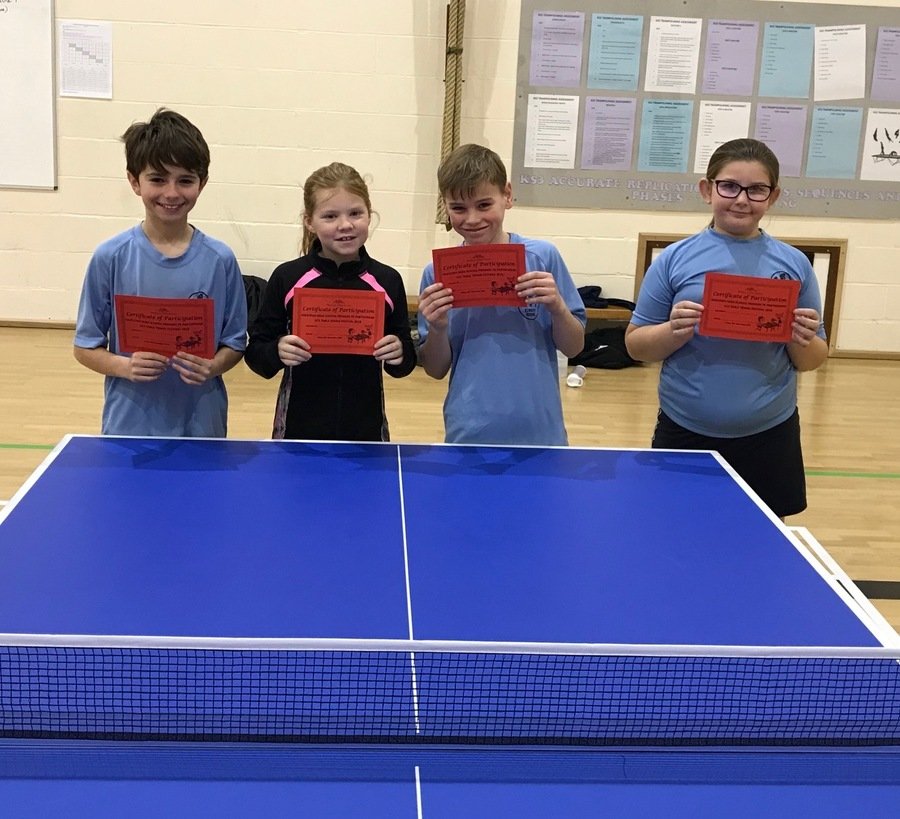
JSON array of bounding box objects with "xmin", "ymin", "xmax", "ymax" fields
[{"xmin": 245, "ymin": 243, "xmax": 416, "ymax": 441}]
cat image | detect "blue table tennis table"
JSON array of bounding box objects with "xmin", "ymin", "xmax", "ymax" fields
[{"xmin": 0, "ymin": 435, "xmax": 899, "ymax": 816}]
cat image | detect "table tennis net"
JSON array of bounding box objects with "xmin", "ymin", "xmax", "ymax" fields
[{"xmin": 2, "ymin": 645, "xmax": 899, "ymax": 745}]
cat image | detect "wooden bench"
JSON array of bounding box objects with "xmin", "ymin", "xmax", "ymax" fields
[{"xmin": 406, "ymin": 297, "xmax": 631, "ymax": 322}]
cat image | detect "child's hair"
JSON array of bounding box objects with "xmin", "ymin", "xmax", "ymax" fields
[
  {"xmin": 437, "ymin": 144, "xmax": 508, "ymax": 199},
  {"xmin": 121, "ymin": 108, "xmax": 210, "ymax": 181},
  {"xmin": 705, "ymin": 138, "xmax": 780, "ymax": 187},
  {"xmin": 301, "ymin": 162, "xmax": 372, "ymax": 254}
]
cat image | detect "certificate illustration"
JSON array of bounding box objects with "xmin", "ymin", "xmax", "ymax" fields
[
  {"xmin": 432, "ymin": 244, "xmax": 527, "ymax": 308},
  {"xmin": 115, "ymin": 295, "xmax": 215, "ymax": 359},
  {"xmin": 699, "ymin": 273, "xmax": 800, "ymax": 343},
  {"xmin": 292, "ymin": 288, "xmax": 385, "ymax": 355}
]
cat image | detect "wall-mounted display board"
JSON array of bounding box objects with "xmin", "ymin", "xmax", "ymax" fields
[
  {"xmin": 512, "ymin": 0, "xmax": 900, "ymax": 218},
  {"xmin": 0, "ymin": 0, "xmax": 56, "ymax": 189}
]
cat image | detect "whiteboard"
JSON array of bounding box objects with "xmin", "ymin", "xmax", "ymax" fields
[{"xmin": 0, "ymin": 0, "xmax": 56, "ymax": 189}]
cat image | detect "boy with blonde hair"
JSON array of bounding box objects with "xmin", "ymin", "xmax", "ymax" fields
[{"xmin": 418, "ymin": 144, "xmax": 585, "ymax": 445}]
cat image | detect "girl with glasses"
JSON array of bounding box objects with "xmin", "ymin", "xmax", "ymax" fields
[{"xmin": 624, "ymin": 138, "xmax": 828, "ymax": 519}]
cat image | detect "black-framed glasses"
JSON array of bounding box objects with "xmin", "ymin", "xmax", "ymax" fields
[{"xmin": 711, "ymin": 179, "xmax": 774, "ymax": 202}]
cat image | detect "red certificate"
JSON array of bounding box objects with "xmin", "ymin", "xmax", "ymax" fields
[
  {"xmin": 292, "ymin": 288, "xmax": 385, "ymax": 355},
  {"xmin": 699, "ymin": 273, "xmax": 800, "ymax": 343},
  {"xmin": 115, "ymin": 295, "xmax": 215, "ymax": 359},
  {"xmin": 432, "ymin": 243, "xmax": 526, "ymax": 308}
]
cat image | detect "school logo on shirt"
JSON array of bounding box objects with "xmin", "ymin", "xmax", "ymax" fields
[
  {"xmin": 518, "ymin": 305, "xmax": 539, "ymax": 320},
  {"xmin": 189, "ymin": 291, "xmax": 210, "ymax": 299},
  {"xmin": 771, "ymin": 271, "xmax": 796, "ymax": 281}
]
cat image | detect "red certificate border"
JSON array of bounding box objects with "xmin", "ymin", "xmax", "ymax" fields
[
  {"xmin": 699, "ymin": 273, "xmax": 800, "ymax": 343},
  {"xmin": 432, "ymin": 243, "xmax": 527, "ymax": 308},
  {"xmin": 292, "ymin": 287, "xmax": 385, "ymax": 356},
  {"xmin": 114, "ymin": 295, "xmax": 215, "ymax": 359}
]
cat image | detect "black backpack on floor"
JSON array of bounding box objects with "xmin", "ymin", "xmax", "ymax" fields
[{"xmin": 570, "ymin": 326, "xmax": 639, "ymax": 369}]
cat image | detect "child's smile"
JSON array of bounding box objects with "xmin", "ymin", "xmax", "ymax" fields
[
  {"xmin": 129, "ymin": 164, "xmax": 205, "ymax": 230},
  {"xmin": 305, "ymin": 187, "xmax": 371, "ymax": 263},
  {"xmin": 699, "ymin": 160, "xmax": 779, "ymax": 240},
  {"xmin": 444, "ymin": 181, "xmax": 513, "ymax": 245}
]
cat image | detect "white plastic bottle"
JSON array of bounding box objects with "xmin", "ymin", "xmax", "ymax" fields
[{"xmin": 557, "ymin": 349, "xmax": 568, "ymax": 380}]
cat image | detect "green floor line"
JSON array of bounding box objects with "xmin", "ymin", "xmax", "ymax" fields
[
  {"xmin": 0, "ymin": 443, "xmax": 55, "ymax": 451},
  {"xmin": 807, "ymin": 469, "xmax": 900, "ymax": 480}
]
